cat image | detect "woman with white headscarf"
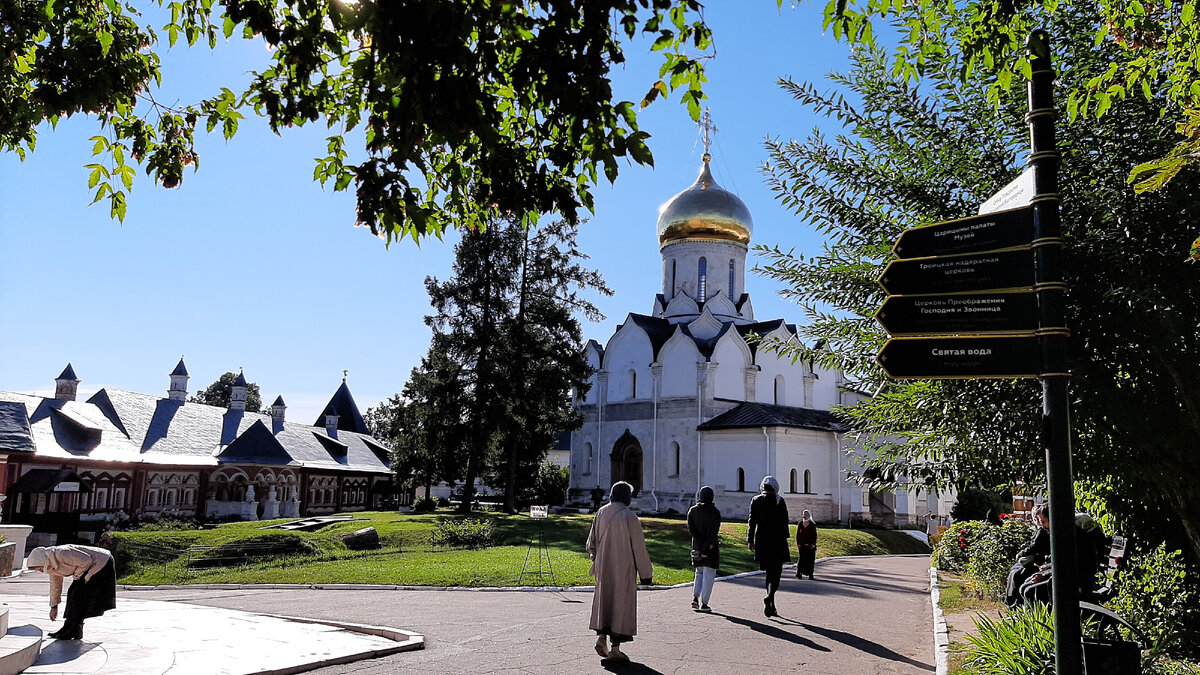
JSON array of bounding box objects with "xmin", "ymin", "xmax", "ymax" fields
[
  {"xmin": 26, "ymin": 544, "xmax": 116, "ymax": 641},
  {"xmin": 747, "ymin": 475, "xmax": 790, "ymax": 617},
  {"xmin": 795, "ymin": 509, "xmax": 818, "ymax": 579}
]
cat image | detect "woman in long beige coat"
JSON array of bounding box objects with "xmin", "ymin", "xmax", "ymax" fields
[
  {"xmin": 27, "ymin": 544, "xmax": 116, "ymax": 641},
  {"xmin": 587, "ymin": 481, "xmax": 653, "ymax": 662}
]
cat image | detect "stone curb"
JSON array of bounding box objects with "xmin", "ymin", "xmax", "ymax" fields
[
  {"xmin": 249, "ymin": 615, "xmax": 425, "ymax": 675},
  {"xmin": 117, "ymin": 553, "xmax": 931, "ymax": 593},
  {"xmin": 930, "ymin": 566, "xmax": 949, "ymax": 675}
]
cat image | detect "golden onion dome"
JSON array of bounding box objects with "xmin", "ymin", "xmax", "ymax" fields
[{"xmin": 656, "ymin": 157, "xmax": 753, "ymax": 245}]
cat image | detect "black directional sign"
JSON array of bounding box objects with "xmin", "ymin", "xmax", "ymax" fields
[
  {"xmin": 877, "ymin": 248, "xmax": 1034, "ymax": 296},
  {"xmin": 893, "ymin": 205, "xmax": 1035, "ymax": 259},
  {"xmin": 875, "ymin": 291, "xmax": 1040, "ymax": 336},
  {"xmin": 876, "ymin": 335, "xmax": 1042, "ymax": 379}
]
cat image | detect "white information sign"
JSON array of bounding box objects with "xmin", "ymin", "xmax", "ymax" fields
[
  {"xmin": 529, "ymin": 505, "xmax": 548, "ymax": 519},
  {"xmin": 979, "ymin": 168, "xmax": 1036, "ymax": 215},
  {"xmin": 55, "ymin": 481, "xmax": 81, "ymax": 493}
]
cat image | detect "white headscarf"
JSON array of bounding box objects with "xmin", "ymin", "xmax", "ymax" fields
[
  {"xmin": 26, "ymin": 546, "xmax": 49, "ymax": 570},
  {"xmin": 760, "ymin": 475, "xmax": 782, "ymax": 504}
]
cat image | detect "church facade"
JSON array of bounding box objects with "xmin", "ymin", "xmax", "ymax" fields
[
  {"xmin": 0, "ymin": 360, "xmax": 398, "ymax": 539},
  {"xmin": 567, "ymin": 151, "xmax": 946, "ymax": 523}
]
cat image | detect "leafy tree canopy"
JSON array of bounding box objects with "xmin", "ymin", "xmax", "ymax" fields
[
  {"xmin": 1, "ymin": 0, "xmax": 711, "ymax": 239},
  {"xmin": 190, "ymin": 371, "xmax": 262, "ymax": 412},
  {"xmin": 822, "ymin": 0, "xmax": 1200, "ymax": 260}
]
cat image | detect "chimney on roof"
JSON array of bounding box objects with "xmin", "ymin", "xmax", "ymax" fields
[
  {"xmin": 168, "ymin": 356, "xmax": 190, "ymax": 402},
  {"xmin": 54, "ymin": 363, "xmax": 80, "ymax": 402},
  {"xmin": 322, "ymin": 402, "xmax": 339, "ymax": 438},
  {"xmin": 271, "ymin": 395, "xmax": 286, "ymax": 431},
  {"xmin": 230, "ymin": 368, "xmax": 248, "ymax": 412}
]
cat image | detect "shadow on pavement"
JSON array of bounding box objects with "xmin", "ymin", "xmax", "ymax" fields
[
  {"xmin": 716, "ymin": 612, "xmax": 831, "ymax": 651},
  {"xmin": 36, "ymin": 639, "xmax": 101, "ymax": 665},
  {"xmin": 602, "ymin": 658, "xmax": 665, "ymax": 674},
  {"xmin": 770, "ymin": 618, "xmax": 934, "ymax": 672}
]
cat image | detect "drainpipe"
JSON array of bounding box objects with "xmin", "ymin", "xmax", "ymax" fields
[
  {"xmin": 596, "ymin": 370, "xmax": 608, "ymax": 489},
  {"xmin": 835, "ymin": 432, "xmax": 843, "ymax": 524},
  {"xmin": 697, "ymin": 373, "xmax": 703, "ymax": 493},
  {"xmin": 650, "ymin": 363, "xmax": 661, "ymax": 512},
  {"xmin": 762, "ymin": 426, "xmax": 770, "ymax": 480}
]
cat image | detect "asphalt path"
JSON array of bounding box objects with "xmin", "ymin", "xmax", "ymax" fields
[{"xmin": 120, "ymin": 554, "xmax": 935, "ymax": 675}]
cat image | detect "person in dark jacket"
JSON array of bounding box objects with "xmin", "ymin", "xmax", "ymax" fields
[
  {"xmin": 687, "ymin": 485, "xmax": 721, "ymax": 612},
  {"xmin": 1005, "ymin": 503, "xmax": 1050, "ymax": 607},
  {"xmin": 1020, "ymin": 510, "xmax": 1106, "ymax": 606},
  {"xmin": 747, "ymin": 475, "xmax": 790, "ymax": 617},
  {"xmin": 795, "ymin": 509, "xmax": 818, "ymax": 579}
]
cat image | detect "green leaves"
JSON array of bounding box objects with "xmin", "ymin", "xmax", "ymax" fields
[{"xmin": 3, "ymin": 0, "xmax": 711, "ymax": 240}]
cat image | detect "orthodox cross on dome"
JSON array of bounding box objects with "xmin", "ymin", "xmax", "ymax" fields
[
  {"xmin": 699, "ymin": 107, "xmax": 717, "ymax": 162},
  {"xmin": 343, "ymin": 369, "xmax": 349, "ymax": 382}
]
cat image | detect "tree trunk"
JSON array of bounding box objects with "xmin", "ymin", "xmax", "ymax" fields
[
  {"xmin": 1162, "ymin": 471, "xmax": 1200, "ymax": 562},
  {"xmin": 503, "ymin": 227, "xmax": 532, "ymax": 515}
]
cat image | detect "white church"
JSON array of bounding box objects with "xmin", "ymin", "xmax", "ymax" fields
[{"xmin": 566, "ymin": 137, "xmax": 951, "ymax": 523}]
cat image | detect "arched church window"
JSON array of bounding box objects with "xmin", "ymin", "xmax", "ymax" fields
[
  {"xmin": 585, "ymin": 443, "xmax": 594, "ymax": 475},
  {"xmin": 790, "ymin": 469, "xmax": 798, "ymax": 493},
  {"xmin": 672, "ymin": 442, "xmax": 680, "ymax": 476},
  {"xmin": 628, "ymin": 369, "xmax": 637, "ymax": 399},
  {"xmin": 671, "ymin": 259, "xmax": 677, "ymax": 298},
  {"xmin": 737, "ymin": 468, "xmax": 745, "ymax": 492},
  {"xmin": 729, "ymin": 259, "xmax": 735, "ymax": 298},
  {"xmin": 804, "ymin": 469, "xmax": 812, "ymax": 494},
  {"xmin": 698, "ymin": 257, "xmax": 707, "ymax": 302},
  {"xmin": 774, "ymin": 374, "xmax": 786, "ymax": 405}
]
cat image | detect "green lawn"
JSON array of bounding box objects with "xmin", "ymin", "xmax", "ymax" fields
[{"xmin": 111, "ymin": 511, "xmax": 930, "ymax": 587}]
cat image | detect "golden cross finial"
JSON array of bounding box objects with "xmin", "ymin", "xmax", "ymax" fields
[{"xmin": 700, "ymin": 107, "xmax": 717, "ymax": 161}]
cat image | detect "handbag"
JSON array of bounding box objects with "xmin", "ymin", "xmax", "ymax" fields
[{"xmin": 690, "ymin": 549, "xmax": 703, "ymax": 563}]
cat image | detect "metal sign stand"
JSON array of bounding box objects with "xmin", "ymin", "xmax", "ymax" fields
[
  {"xmin": 1027, "ymin": 29, "xmax": 1082, "ymax": 675},
  {"xmin": 518, "ymin": 506, "xmax": 558, "ymax": 587}
]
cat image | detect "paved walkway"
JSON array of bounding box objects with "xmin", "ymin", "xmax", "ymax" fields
[{"xmin": 1, "ymin": 555, "xmax": 933, "ymax": 674}]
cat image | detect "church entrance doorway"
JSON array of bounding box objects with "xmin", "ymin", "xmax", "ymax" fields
[{"xmin": 610, "ymin": 431, "xmax": 643, "ymax": 497}]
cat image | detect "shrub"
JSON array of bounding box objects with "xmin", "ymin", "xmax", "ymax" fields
[
  {"xmin": 412, "ymin": 496, "xmax": 439, "ymax": 513},
  {"xmin": 932, "ymin": 520, "xmax": 989, "ymax": 573},
  {"xmin": 1109, "ymin": 542, "xmax": 1200, "ymax": 654},
  {"xmin": 964, "ymin": 518, "xmax": 1035, "ymax": 601},
  {"xmin": 128, "ymin": 517, "xmax": 201, "ymax": 532},
  {"xmin": 964, "ymin": 603, "xmax": 1056, "ymax": 674},
  {"xmin": 951, "ymin": 488, "xmax": 1011, "ymax": 522},
  {"xmin": 526, "ymin": 462, "xmax": 568, "ymax": 507},
  {"xmin": 429, "ymin": 518, "xmax": 495, "ymax": 549}
]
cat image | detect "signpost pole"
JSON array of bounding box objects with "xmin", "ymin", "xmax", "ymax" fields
[{"xmin": 1027, "ymin": 30, "xmax": 1081, "ymax": 675}]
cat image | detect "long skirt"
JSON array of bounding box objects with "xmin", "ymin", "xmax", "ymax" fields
[
  {"xmin": 797, "ymin": 545, "xmax": 816, "ymax": 577},
  {"xmin": 64, "ymin": 560, "xmax": 117, "ymax": 622}
]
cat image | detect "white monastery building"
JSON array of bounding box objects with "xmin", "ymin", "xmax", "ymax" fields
[{"xmin": 567, "ymin": 139, "xmax": 949, "ymax": 523}]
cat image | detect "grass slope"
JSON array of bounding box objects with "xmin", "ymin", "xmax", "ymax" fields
[{"xmin": 112, "ymin": 511, "xmax": 930, "ymax": 587}]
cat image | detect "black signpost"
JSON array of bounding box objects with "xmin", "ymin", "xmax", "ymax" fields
[
  {"xmin": 873, "ymin": 30, "xmax": 1080, "ymax": 674},
  {"xmin": 1026, "ymin": 31, "xmax": 1082, "ymax": 675},
  {"xmin": 875, "ymin": 291, "xmax": 1040, "ymax": 336},
  {"xmin": 892, "ymin": 205, "xmax": 1035, "ymax": 259},
  {"xmin": 876, "ymin": 335, "xmax": 1042, "ymax": 379},
  {"xmin": 877, "ymin": 249, "xmax": 1035, "ymax": 296}
]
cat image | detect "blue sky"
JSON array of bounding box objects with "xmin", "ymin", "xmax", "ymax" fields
[{"xmin": 0, "ymin": 2, "xmax": 851, "ymax": 424}]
